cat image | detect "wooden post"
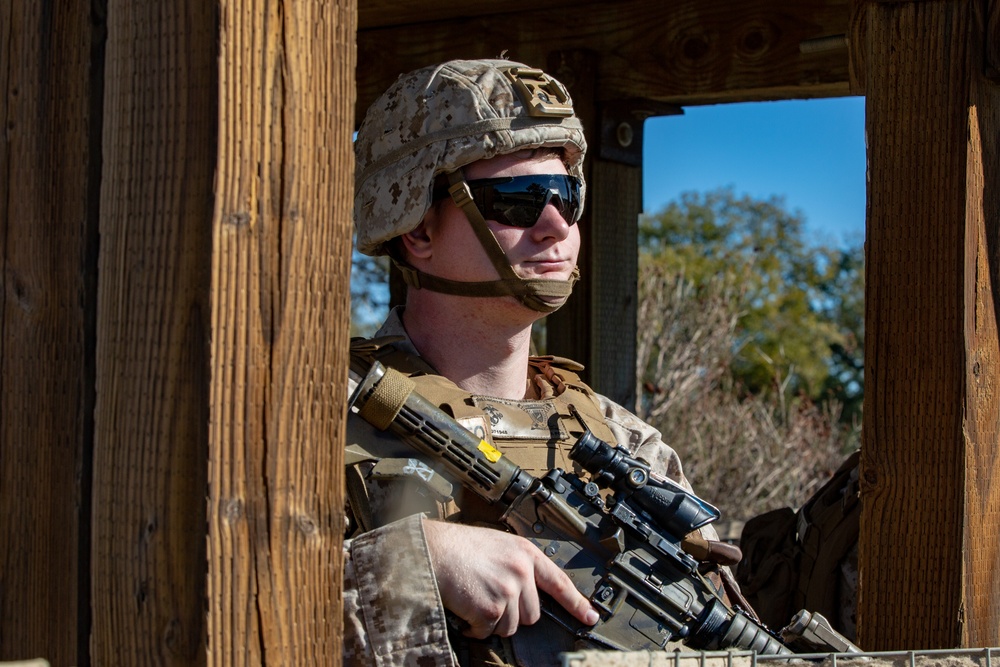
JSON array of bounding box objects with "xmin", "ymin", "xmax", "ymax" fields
[
  {"xmin": 546, "ymin": 51, "xmax": 597, "ymax": 384},
  {"xmin": 0, "ymin": 1, "xmax": 101, "ymax": 664},
  {"xmin": 589, "ymin": 157, "xmax": 641, "ymax": 410},
  {"xmin": 545, "ymin": 51, "xmax": 644, "ymax": 408},
  {"xmin": 205, "ymin": 0, "xmax": 355, "ymax": 663},
  {"xmin": 91, "ymin": 0, "xmax": 355, "ymax": 664},
  {"xmin": 859, "ymin": 0, "xmax": 1000, "ymax": 649}
]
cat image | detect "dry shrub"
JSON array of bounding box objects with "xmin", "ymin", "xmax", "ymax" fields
[{"xmin": 636, "ymin": 264, "xmax": 860, "ymax": 523}]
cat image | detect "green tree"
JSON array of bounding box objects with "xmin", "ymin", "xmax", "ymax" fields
[
  {"xmin": 815, "ymin": 249, "xmax": 864, "ymax": 420},
  {"xmin": 639, "ymin": 187, "xmax": 864, "ymax": 419}
]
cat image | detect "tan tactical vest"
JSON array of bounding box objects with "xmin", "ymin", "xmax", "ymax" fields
[
  {"xmin": 346, "ymin": 338, "xmax": 749, "ymax": 665},
  {"xmin": 345, "ymin": 336, "xmax": 618, "ymax": 534}
]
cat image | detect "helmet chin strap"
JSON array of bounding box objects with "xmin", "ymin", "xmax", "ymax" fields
[{"xmin": 393, "ymin": 170, "xmax": 579, "ymax": 314}]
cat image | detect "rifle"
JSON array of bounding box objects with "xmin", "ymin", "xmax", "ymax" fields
[{"xmin": 349, "ymin": 359, "xmax": 857, "ymax": 655}]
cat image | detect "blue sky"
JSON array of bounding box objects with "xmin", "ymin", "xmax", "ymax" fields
[{"xmin": 641, "ymin": 96, "xmax": 867, "ymax": 249}]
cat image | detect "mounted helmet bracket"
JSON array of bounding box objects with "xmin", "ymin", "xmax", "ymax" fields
[{"xmin": 504, "ymin": 67, "xmax": 575, "ymax": 118}]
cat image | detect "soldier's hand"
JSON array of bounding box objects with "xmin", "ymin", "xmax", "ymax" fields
[{"xmin": 423, "ymin": 518, "xmax": 599, "ymax": 639}]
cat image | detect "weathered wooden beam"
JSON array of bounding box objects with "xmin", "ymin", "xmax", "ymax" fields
[
  {"xmin": 90, "ymin": 0, "xmax": 218, "ymax": 662},
  {"xmin": 987, "ymin": 0, "xmax": 1000, "ymax": 81},
  {"xmin": 356, "ymin": 0, "xmax": 851, "ymax": 122},
  {"xmin": 545, "ymin": 52, "xmax": 598, "ymax": 386},
  {"xmin": 0, "ymin": 1, "xmax": 100, "ymax": 664},
  {"xmin": 91, "ymin": 0, "xmax": 354, "ymax": 664},
  {"xmin": 587, "ymin": 158, "xmax": 643, "ymax": 408},
  {"xmin": 858, "ymin": 0, "xmax": 1000, "ymax": 649},
  {"xmin": 589, "ymin": 99, "xmax": 680, "ymax": 408},
  {"xmin": 358, "ymin": 0, "xmax": 581, "ymax": 29},
  {"xmin": 206, "ymin": 0, "xmax": 354, "ymax": 662}
]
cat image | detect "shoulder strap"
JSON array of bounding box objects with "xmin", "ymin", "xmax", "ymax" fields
[
  {"xmin": 528, "ymin": 356, "xmax": 617, "ymax": 444},
  {"xmin": 344, "ymin": 464, "xmax": 374, "ymax": 536},
  {"xmin": 350, "ymin": 335, "xmax": 436, "ymax": 376}
]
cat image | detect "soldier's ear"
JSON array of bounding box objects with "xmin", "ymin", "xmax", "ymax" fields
[{"xmin": 401, "ymin": 221, "xmax": 432, "ymax": 259}]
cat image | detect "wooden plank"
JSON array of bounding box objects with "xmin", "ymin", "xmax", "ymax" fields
[
  {"xmin": 90, "ymin": 0, "xmax": 217, "ymax": 662},
  {"xmin": 0, "ymin": 1, "xmax": 98, "ymax": 664},
  {"xmin": 858, "ymin": 0, "xmax": 1000, "ymax": 649},
  {"xmin": 960, "ymin": 0, "xmax": 1000, "ymax": 644},
  {"xmin": 206, "ymin": 0, "xmax": 354, "ymax": 664},
  {"xmin": 92, "ymin": 0, "xmax": 355, "ymax": 662},
  {"xmin": 848, "ymin": 0, "xmax": 868, "ymax": 95},
  {"xmin": 987, "ymin": 0, "xmax": 1000, "ymax": 81},
  {"xmin": 356, "ymin": 0, "xmax": 851, "ymax": 121},
  {"xmin": 358, "ymin": 0, "xmax": 581, "ymax": 29},
  {"xmin": 588, "ymin": 158, "xmax": 642, "ymax": 408},
  {"xmin": 963, "ymin": 99, "xmax": 1000, "ymax": 648}
]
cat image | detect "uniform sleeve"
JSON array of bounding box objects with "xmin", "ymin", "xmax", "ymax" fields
[
  {"xmin": 343, "ymin": 514, "xmax": 458, "ymax": 667},
  {"xmin": 594, "ymin": 394, "xmax": 722, "ymax": 542},
  {"xmin": 594, "ymin": 394, "xmax": 689, "ymax": 486}
]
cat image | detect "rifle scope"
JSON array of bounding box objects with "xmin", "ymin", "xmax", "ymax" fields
[{"xmin": 570, "ymin": 430, "xmax": 720, "ymax": 537}]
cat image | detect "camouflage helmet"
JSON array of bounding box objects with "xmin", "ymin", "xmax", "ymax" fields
[{"xmin": 354, "ymin": 59, "xmax": 587, "ymax": 256}]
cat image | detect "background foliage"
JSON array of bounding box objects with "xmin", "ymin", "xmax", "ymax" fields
[
  {"xmin": 350, "ymin": 246, "xmax": 390, "ymax": 337},
  {"xmin": 636, "ymin": 188, "xmax": 862, "ymax": 523},
  {"xmin": 638, "ymin": 188, "xmax": 864, "ymax": 418}
]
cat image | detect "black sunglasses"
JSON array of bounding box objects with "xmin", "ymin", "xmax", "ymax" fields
[{"xmin": 435, "ymin": 174, "xmax": 583, "ymax": 228}]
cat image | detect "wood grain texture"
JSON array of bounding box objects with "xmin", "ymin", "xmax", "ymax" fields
[
  {"xmin": 0, "ymin": 1, "xmax": 99, "ymax": 663},
  {"xmin": 356, "ymin": 0, "xmax": 851, "ymax": 121},
  {"xmin": 91, "ymin": 0, "xmax": 217, "ymax": 662},
  {"xmin": 206, "ymin": 0, "xmax": 355, "ymax": 664},
  {"xmin": 358, "ymin": 0, "xmax": 581, "ymax": 30},
  {"xmin": 588, "ymin": 158, "xmax": 642, "ymax": 409},
  {"xmin": 92, "ymin": 0, "xmax": 355, "ymax": 663},
  {"xmin": 960, "ymin": 6, "xmax": 1000, "ymax": 643},
  {"xmin": 859, "ymin": 0, "xmax": 1000, "ymax": 649}
]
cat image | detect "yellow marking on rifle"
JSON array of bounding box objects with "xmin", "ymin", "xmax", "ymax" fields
[{"xmin": 478, "ymin": 441, "xmax": 502, "ymax": 463}]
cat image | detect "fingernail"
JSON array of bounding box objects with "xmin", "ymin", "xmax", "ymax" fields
[{"xmin": 584, "ymin": 609, "xmax": 599, "ymax": 625}]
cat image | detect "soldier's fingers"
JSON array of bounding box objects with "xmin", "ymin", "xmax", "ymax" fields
[
  {"xmin": 532, "ymin": 552, "xmax": 600, "ymax": 626},
  {"xmin": 463, "ymin": 614, "xmax": 501, "ymax": 640},
  {"xmin": 518, "ymin": 580, "xmax": 542, "ymax": 626},
  {"xmin": 461, "ymin": 603, "xmax": 518, "ymax": 639},
  {"xmin": 493, "ymin": 605, "xmax": 519, "ymax": 638}
]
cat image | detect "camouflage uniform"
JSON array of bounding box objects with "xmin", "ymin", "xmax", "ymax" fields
[
  {"xmin": 342, "ymin": 308, "xmax": 712, "ymax": 667},
  {"xmin": 345, "ymin": 59, "xmax": 730, "ymax": 666}
]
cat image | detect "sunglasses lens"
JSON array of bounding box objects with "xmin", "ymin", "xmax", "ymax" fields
[{"xmin": 469, "ymin": 175, "xmax": 581, "ymax": 228}]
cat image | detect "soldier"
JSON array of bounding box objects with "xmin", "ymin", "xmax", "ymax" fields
[{"xmin": 343, "ymin": 59, "xmax": 733, "ymax": 666}]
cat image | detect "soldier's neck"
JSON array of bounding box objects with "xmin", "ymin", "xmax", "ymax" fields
[{"xmin": 402, "ymin": 294, "xmax": 536, "ymax": 400}]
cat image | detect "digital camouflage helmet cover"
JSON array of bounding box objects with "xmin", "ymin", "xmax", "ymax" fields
[{"xmin": 353, "ymin": 59, "xmax": 587, "ymax": 313}]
